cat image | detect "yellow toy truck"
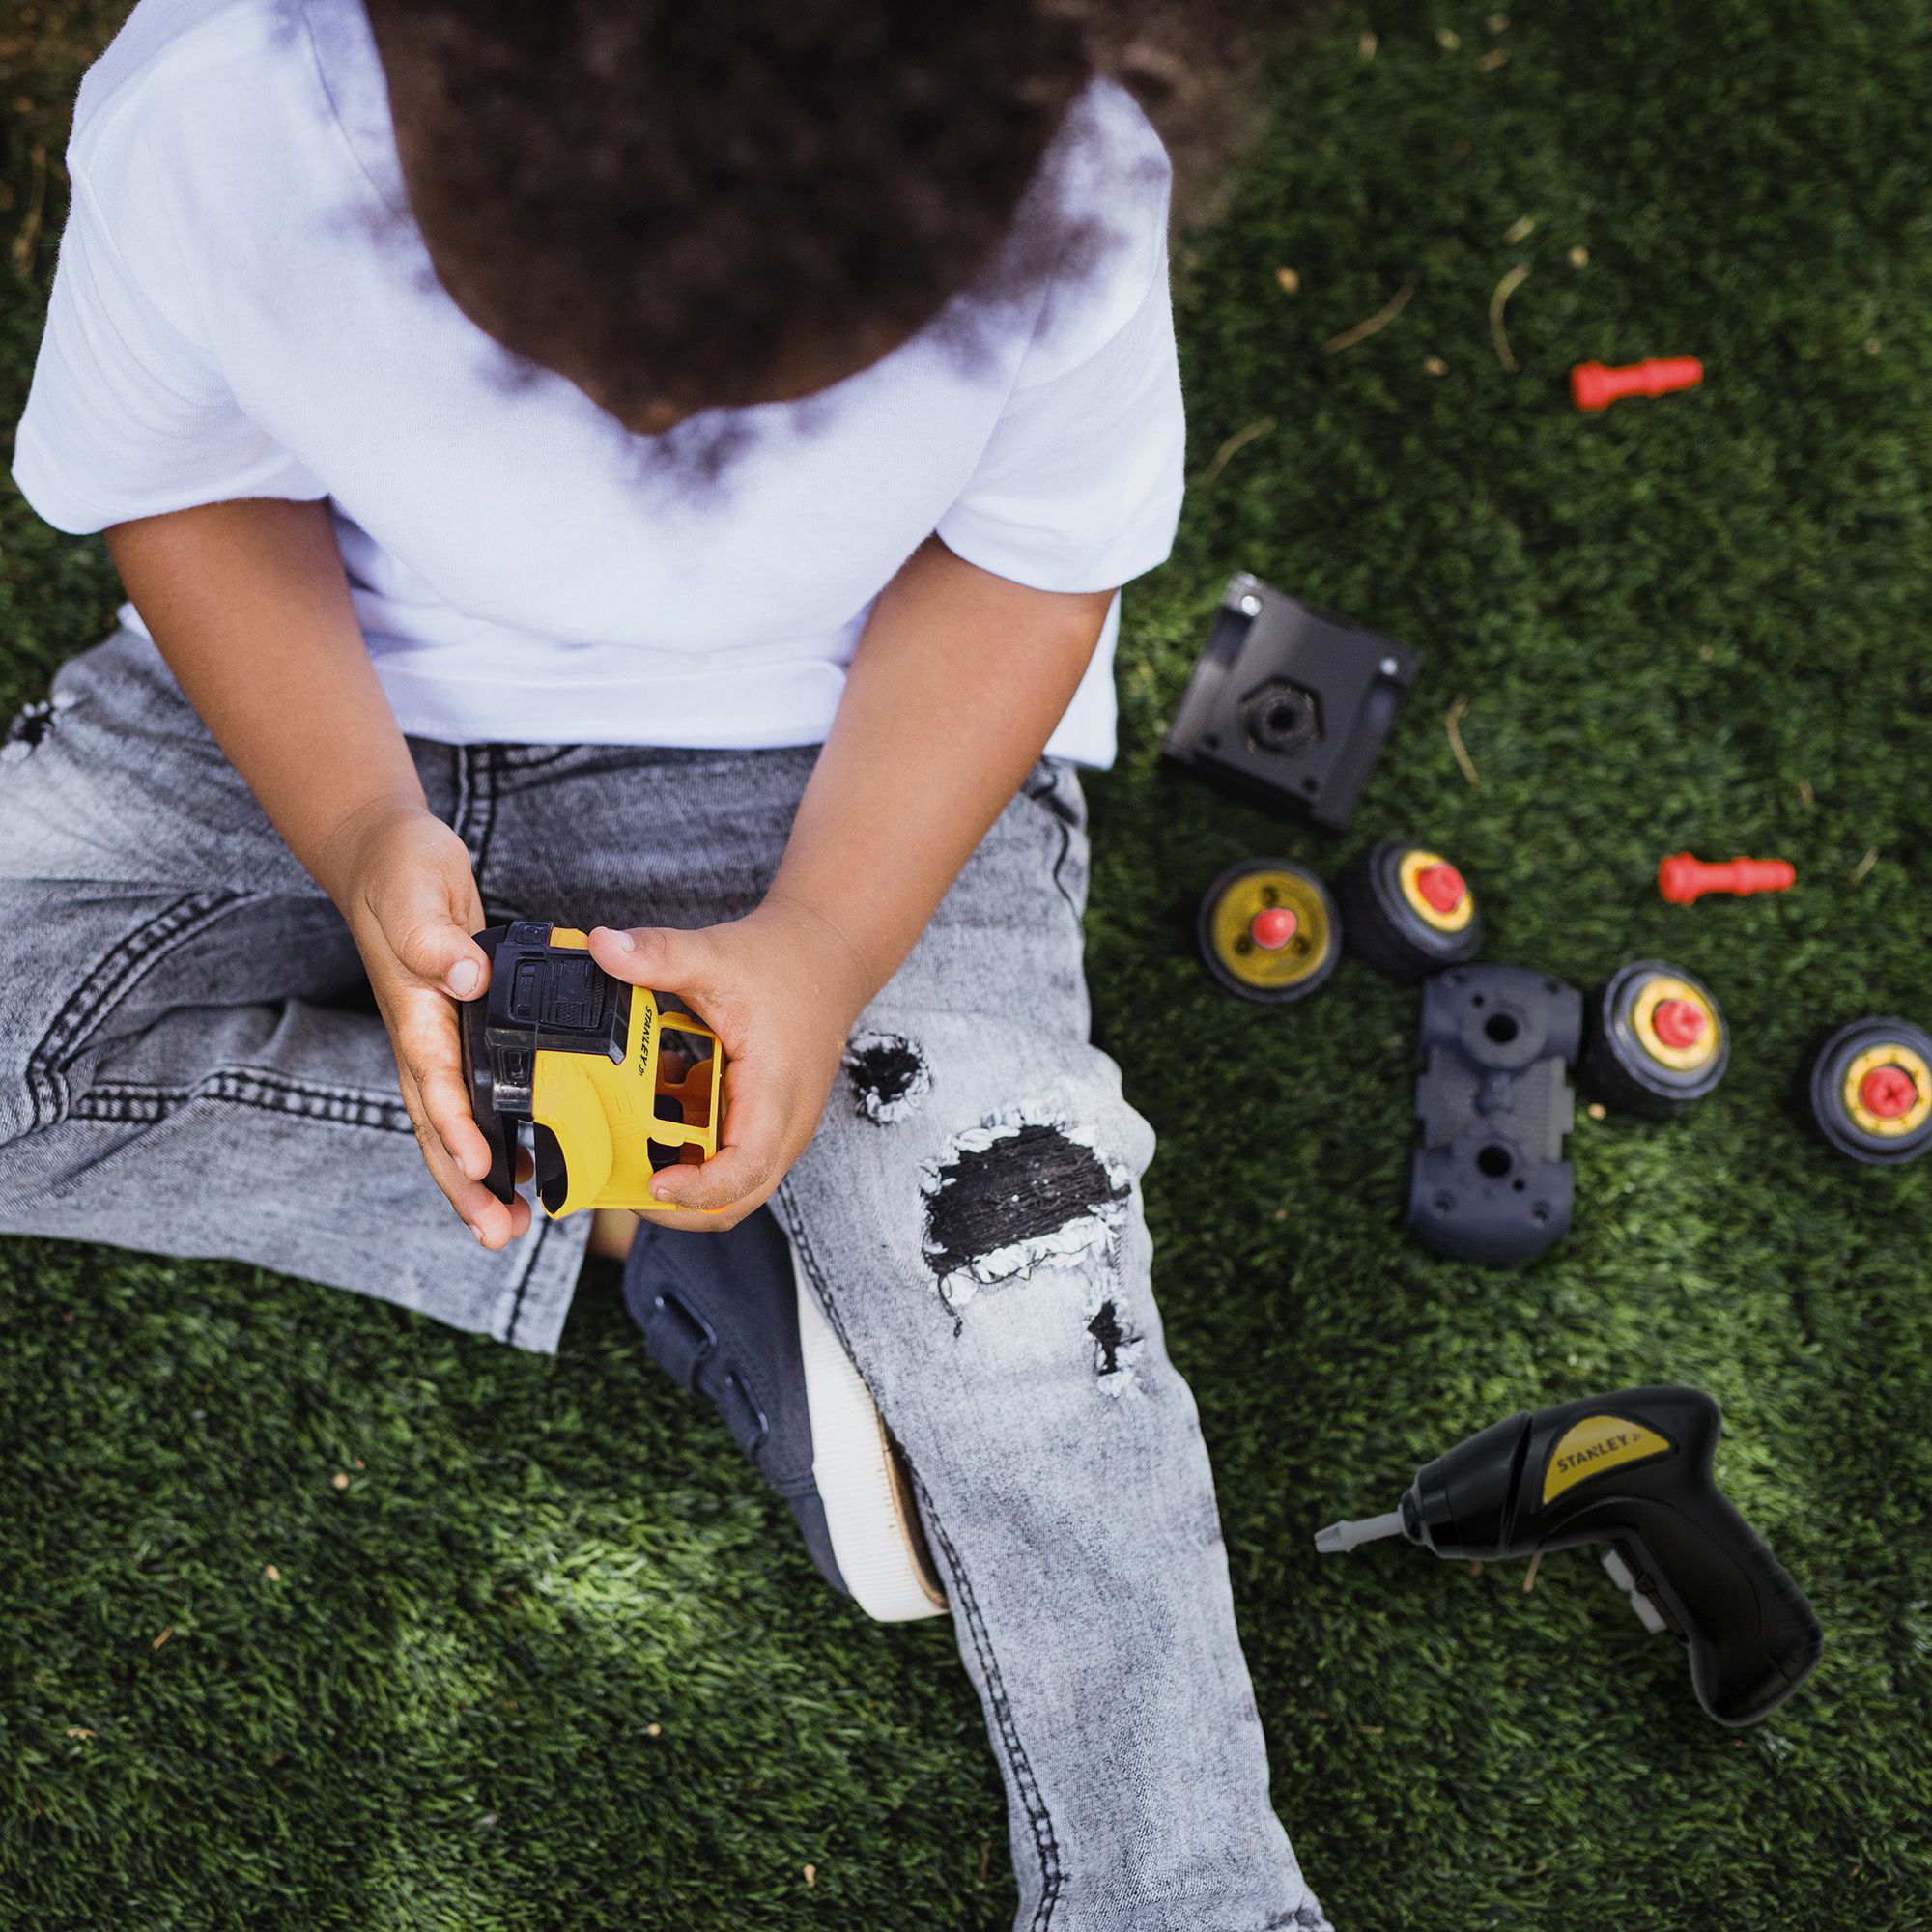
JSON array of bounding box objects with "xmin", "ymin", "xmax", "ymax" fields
[{"xmin": 460, "ymin": 921, "xmax": 724, "ymax": 1216}]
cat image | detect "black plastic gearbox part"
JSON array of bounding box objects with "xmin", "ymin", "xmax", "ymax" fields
[
  {"xmin": 1578, "ymin": 959, "xmax": 1730, "ymax": 1120},
  {"xmin": 1408, "ymin": 963, "xmax": 1582, "ymax": 1267},
  {"xmin": 1804, "ymin": 1015, "xmax": 1932, "ymax": 1166},
  {"xmin": 1162, "ymin": 574, "xmax": 1421, "ymax": 833},
  {"xmin": 1335, "ymin": 839, "xmax": 1483, "ymax": 984}
]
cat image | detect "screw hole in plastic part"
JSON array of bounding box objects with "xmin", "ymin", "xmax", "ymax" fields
[
  {"xmin": 1485, "ymin": 1013, "xmax": 1520, "ymax": 1043},
  {"xmin": 1472, "ymin": 993, "xmax": 1486, "ymax": 1008},
  {"xmin": 1531, "ymin": 1204, "xmax": 1549, "ymax": 1226},
  {"xmin": 1477, "ymin": 1144, "xmax": 1514, "ymax": 1179}
]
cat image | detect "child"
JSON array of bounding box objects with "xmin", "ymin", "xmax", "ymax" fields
[{"xmin": 2, "ymin": 0, "xmax": 1330, "ymax": 1924}]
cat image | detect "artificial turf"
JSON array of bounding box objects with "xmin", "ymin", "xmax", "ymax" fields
[{"xmin": 3, "ymin": 1, "xmax": 1930, "ymax": 1925}]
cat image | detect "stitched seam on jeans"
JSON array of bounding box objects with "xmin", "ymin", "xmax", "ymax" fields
[
  {"xmin": 777, "ymin": 1181, "xmax": 1064, "ymax": 1920},
  {"xmin": 1047, "ymin": 814, "xmax": 1079, "ymax": 923},
  {"xmin": 1022, "ymin": 765, "xmax": 1084, "ymax": 925},
  {"xmin": 501, "ymin": 1209, "xmax": 552, "ymax": 1348},
  {"xmin": 71, "ymin": 1069, "xmax": 415, "ymax": 1133},
  {"xmin": 470, "ymin": 747, "xmax": 504, "ymax": 897},
  {"xmin": 25, "ymin": 891, "xmax": 253, "ymax": 1134},
  {"xmin": 70, "ymin": 1084, "xmax": 184, "ymax": 1123},
  {"xmin": 909, "ymin": 1461, "xmax": 1065, "ymax": 1927},
  {"xmin": 450, "ymin": 745, "xmax": 474, "ymax": 857}
]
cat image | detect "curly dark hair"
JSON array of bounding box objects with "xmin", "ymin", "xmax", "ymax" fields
[{"xmin": 363, "ymin": 0, "xmax": 1291, "ymax": 426}]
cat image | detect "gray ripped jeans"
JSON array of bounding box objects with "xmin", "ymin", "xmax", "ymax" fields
[{"xmin": 0, "ymin": 627, "xmax": 1329, "ymax": 1932}]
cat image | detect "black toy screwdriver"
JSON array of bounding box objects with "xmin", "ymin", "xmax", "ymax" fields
[{"xmin": 1316, "ymin": 1386, "xmax": 1823, "ymax": 1726}]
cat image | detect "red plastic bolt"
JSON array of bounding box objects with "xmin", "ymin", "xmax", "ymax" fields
[
  {"xmin": 1658, "ymin": 853, "xmax": 1797, "ymax": 905},
  {"xmin": 1415, "ymin": 862, "xmax": 1466, "ymax": 914},
  {"xmin": 1572, "ymin": 356, "xmax": 1705, "ymax": 411},
  {"xmin": 1861, "ymin": 1064, "xmax": 1919, "ymax": 1121},
  {"xmin": 1652, "ymin": 998, "xmax": 1706, "ymax": 1050},
  {"xmin": 1250, "ymin": 907, "xmax": 1298, "ymax": 951}
]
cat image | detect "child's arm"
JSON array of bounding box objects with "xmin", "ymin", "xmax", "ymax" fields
[
  {"xmin": 589, "ymin": 535, "xmax": 1112, "ymax": 1227},
  {"xmin": 103, "ymin": 497, "xmax": 527, "ymax": 1245}
]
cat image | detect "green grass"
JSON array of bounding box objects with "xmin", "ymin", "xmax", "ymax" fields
[{"xmin": 4, "ymin": 2, "xmax": 1930, "ymax": 1926}]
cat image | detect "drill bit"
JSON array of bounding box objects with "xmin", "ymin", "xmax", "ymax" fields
[{"xmin": 1314, "ymin": 1509, "xmax": 1406, "ymax": 1554}]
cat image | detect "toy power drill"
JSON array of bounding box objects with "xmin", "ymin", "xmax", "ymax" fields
[
  {"xmin": 1316, "ymin": 1387, "xmax": 1823, "ymax": 1725},
  {"xmin": 460, "ymin": 921, "xmax": 725, "ymax": 1217}
]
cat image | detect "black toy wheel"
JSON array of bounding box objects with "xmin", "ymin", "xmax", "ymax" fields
[
  {"xmin": 1806, "ymin": 1017, "xmax": 1932, "ymax": 1165},
  {"xmin": 1335, "ymin": 839, "xmax": 1481, "ymax": 984},
  {"xmin": 1580, "ymin": 960, "xmax": 1729, "ymax": 1119},
  {"xmin": 1197, "ymin": 859, "xmax": 1340, "ymax": 1004}
]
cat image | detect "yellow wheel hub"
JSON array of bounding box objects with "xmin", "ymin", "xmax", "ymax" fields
[
  {"xmin": 1397, "ymin": 848, "xmax": 1474, "ymax": 934},
  {"xmin": 1208, "ymin": 868, "xmax": 1333, "ymax": 994},
  {"xmin": 1630, "ymin": 973, "xmax": 1721, "ymax": 1072},
  {"xmin": 1842, "ymin": 1044, "xmax": 1932, "ymax": 1138}
]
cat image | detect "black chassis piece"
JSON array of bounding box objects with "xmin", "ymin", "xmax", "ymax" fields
[
  {"xmin": 1408, "ymin": 963, "xmax": 1582, "ymax": 1266},
  {"xmin": 1162, "ymin": 573, "xmax": 1421, "ymax": 832}
]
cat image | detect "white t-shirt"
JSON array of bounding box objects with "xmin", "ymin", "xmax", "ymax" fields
[{"xmin": 11, "ymin": 0, "xmax": 1186, "ymax": 764}]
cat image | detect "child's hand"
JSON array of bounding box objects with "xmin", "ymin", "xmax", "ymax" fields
[
  {"xmin": 587, "ymin": 898, "xmax": 870, "ymax": 1231},
  {"xmin": 328, "ymin": 802, "xmax": 531, "ymax": 1248}
]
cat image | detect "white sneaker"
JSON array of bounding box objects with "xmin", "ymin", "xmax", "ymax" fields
[
  {"xmin": 791, "ymin": 1241, "xmax": 948, "ymax": 1621},
  {"xmin": 623, "ymin": 1208, "xmax": 947, "ymax": 1622}
]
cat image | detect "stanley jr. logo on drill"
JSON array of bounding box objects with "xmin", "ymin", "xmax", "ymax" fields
[{"xmin": 1541, "ymin": 1414, "xmax": 1674, "ymax": 1504}]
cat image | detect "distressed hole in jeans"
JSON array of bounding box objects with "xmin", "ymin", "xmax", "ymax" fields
[
  {"xmin": 1086, "ymin": 1296, "xmax": 1146, "ymax": 1396},
  {"xmin": 920, "ymin": 1113, "xmax": 1130, "ymax": 1316},
  {"xmin": 3, "ymin": 693, "xmax": 75, "ymax": 762},
  {"xmin": 842, "ymin": 1031, "xmax": 930, "ymax": 1125}
]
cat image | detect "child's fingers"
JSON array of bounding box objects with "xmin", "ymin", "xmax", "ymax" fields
[
  {"xmin": 589, "ymin": 923, "xmax": 715, "ymax": 1000},
  {"xmin": 646, "ymin": 1150, "xmax": 766, "ymax": 1214},
  {"xmin": 395, "ymin": 1054, "xmax": 528, "ymax": 1245},
  {"xmin": 390, "ymin": 984, "xmax": 493, "ymax": 1182},
  {"xmin": 368, "ymin": 856, "xmax": 492, "ymax": 998},
  {"xmin": 640, "ymin": 1200, "xmax": 759, "ymax": 1234},
  {"xmin": 648, "ymin": 1081, "xmax": 783, "ymax": 1213},
  {"xmin": 393, "ymin": 913, "xmax": 492, "ymax": 999},
  {"xmin": 453, "ymin": 1169, "xmax": 531, "ymax": 1247},
  {"xmin": 420, "ymin": 1062, "xmax": 492, "ymax": 1182}
]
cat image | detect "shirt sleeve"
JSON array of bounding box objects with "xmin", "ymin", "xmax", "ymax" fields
[
  {"xmin": 10, "ymin": 145, "xmax": 327, "ymax": 535},
  {"xmin": 936, "ymin": 87, "xmax": 1185, "ymax": 597}
]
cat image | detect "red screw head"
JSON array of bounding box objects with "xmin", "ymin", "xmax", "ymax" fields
[
  {"xmin": 1652, "ymin": 998, "xmax": 1706, "ymax": 1050},
  {"xmin": 1415, "ymin": 862, "xmax": 1465, "ymax": 914},
  {"xmin": 1861, "ymin": 1064, "xmax": 1919, "ymax": 1121},
  {"xmin": 1250, "ymin": 906, "xmax": 1298, "ymax": 951}
]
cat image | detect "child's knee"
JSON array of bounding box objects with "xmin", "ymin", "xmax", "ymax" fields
[
  {"xmin": 947, "ymin": 1237, "xmax": 1166, "ymax": 1416},
  {"xmin": 787, "ymin": 1030, "xmax": 1166, "ymax": 1411},
  {"xmin": 827, "ymin": 1111, "xmax": 1164, "ymax": 1406}
]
